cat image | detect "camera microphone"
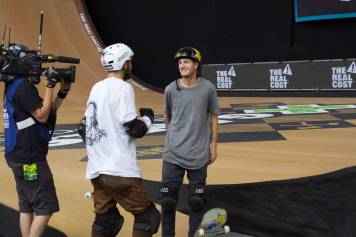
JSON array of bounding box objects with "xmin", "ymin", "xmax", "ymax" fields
[{"xmin": 42, "ymin": 54, "xmax": 80, "ymax": 64}]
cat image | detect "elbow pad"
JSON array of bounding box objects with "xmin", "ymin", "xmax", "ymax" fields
[
  {"xmin": 123, "ymin": 118, "xmax": 148, "ymax": 138},
  {"xmin": 77, "ymin": 116, "xmax": 86, "ymax": 143}
]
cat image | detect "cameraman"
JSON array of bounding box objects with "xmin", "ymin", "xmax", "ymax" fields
[{"xmin": 3, "ymin": 46, "xmax": 71, "ymax": 237}]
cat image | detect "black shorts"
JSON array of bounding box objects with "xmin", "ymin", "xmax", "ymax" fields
[{"xmin": 8, "ymin": 160, "xmax": 59, "ymax": 215}]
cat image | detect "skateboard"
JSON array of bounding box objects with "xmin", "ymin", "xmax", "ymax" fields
[{"xmin": 195, "ymin": 208, "xmax": 230, "ymax": 236}]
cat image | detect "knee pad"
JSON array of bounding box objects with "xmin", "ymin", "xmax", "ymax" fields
[
  {"xmin": 134, "ymin": 203, "xmax": 161, "ymax": 234},
  {"xmin": 160, "ymin": 185, "xmax": 179, "ymax": 212},
  {"xmin": 92, "ymin": 207, "xmax": 124, "ymax": 237},
  {"xmin": 188, "ymin": 187, "xmax": 206, "ymax": 212}
]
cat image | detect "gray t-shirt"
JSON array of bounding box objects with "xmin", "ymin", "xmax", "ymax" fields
[{"xmin": 163, "ymin": 77, "xmax": 220, "ymax": 169}]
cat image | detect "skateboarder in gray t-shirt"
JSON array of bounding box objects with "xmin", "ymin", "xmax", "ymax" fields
[{"xmin": 160, "ymin": 47, "xmax": 220, "ymax": 237}]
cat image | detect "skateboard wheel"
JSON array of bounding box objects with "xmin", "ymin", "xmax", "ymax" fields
[
  {"xmin": 198, "ymin": 229, "xmax": 204, "ymax": 236},
  {"xmin": 224, "ymin": 225, "xmax": 230, "ymax": 234},
  {"xmin": 84, "ymin": 192, "xmax": 92, "ymax": 200}
]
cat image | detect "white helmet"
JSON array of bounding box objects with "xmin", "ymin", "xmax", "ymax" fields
[{"xmin": 100, "ymin": 43, "xmax": 134, "ymax": 72}]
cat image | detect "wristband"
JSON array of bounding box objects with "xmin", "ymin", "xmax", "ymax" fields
[
  {"xmin": 139, "ymin": 116, "xmax": 152, "ymax": 131},
  {"xmin": 57, "ymin": 91, "xmax": 67, "ymax": 99}
]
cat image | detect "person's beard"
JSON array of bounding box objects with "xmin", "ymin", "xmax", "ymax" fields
[
  {"xmin": 123, "ymin": 68, "xmax": 132, "ymax": 81},
  {"xmin": 123, "ymin": 71, "xmax": 131, "ymax": 81}
]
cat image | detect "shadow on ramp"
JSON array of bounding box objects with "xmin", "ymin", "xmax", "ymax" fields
[
  {"xmin": 0, "ymin": 203, "xmax": 67, "ymax": 237},
  {"xmin": 144, "ymin": 166, "xmax": 356, "ymax": 237}
]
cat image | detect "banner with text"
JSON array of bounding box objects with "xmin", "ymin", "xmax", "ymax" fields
[{"xmin": 202, "ymin": 59, "xmax": 356, "ymax": 92}]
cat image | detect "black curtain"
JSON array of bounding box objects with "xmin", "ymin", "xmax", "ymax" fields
[{"xmin": 84, "ymin": 0, "xmax": 356, "ymax": 89}]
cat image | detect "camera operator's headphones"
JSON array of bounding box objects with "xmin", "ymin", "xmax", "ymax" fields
[{"xmin": 174, "ymin": 47, "xmax": 202, "ymax": 91}]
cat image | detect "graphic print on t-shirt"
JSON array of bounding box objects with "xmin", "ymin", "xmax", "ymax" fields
[{"xmin": 86, "ymin": 102, "xmax": 107, "ymax": 145}]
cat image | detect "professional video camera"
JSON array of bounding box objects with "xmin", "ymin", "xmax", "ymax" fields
[{"xmin": 0, "ymin": 11, "xmax": 80, "ymax": 85}]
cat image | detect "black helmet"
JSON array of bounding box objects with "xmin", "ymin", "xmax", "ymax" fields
[{"xmin": 174, "ymin": 47, "xmax": 202, "ymax": 63}]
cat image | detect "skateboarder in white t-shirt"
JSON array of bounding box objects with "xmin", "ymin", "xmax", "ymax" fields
[{"xmin": 79, "ymin": 43, "xmax": 160, "ymax": 237}]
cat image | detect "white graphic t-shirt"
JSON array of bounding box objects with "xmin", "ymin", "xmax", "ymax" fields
[{"xmin": 85, "ymin": 77, "xmax": 141, "ymax": 179}]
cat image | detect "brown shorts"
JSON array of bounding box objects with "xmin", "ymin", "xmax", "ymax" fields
[{"xmin": 91, "ymin": 174, "xmax": 151, "ymax": 215}]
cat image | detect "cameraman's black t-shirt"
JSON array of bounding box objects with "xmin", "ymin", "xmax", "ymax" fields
[{"xmin": 5, "ymin": 79, "xmax": 49, "ymax": 164}]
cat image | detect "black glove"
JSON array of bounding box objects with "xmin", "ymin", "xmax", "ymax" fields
[
  {"xmin": 57, "ymin": 79, "xmax": 72, "ymax": 99},
  {"xmin": 42, "ymin": 66, "xmax": 58, "ymax": 88},
  {"xmin": 139, "ymin": 108, "xmax": 154, "ymax": 123}
]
